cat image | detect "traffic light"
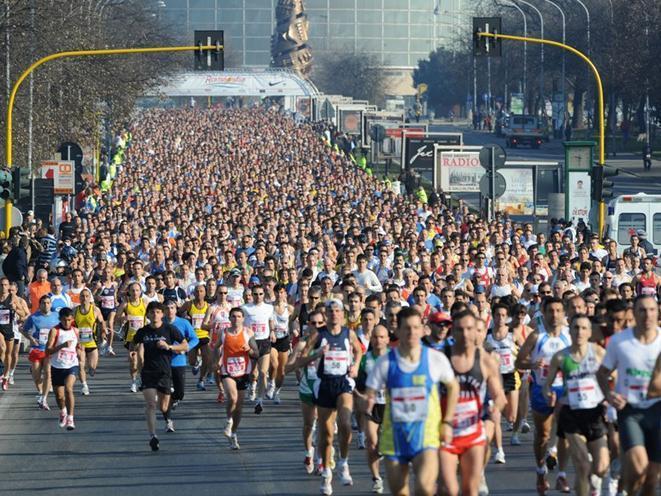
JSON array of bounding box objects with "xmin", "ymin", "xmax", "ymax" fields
[
  {"xmin": 0, "ymin": 168, "xmax": 12, "ymax": 202},
  {"xmin": 12, "ymin": 167, "xmax": 31, "ymax": 203},
  {"xmin": 590, "ymin": 165, "xmax": 619, "ymax": 201},
  {"xmin": 194, "ymin": 30, "xmax": 224, "ymax": 71},
  {"xmin": 473, "ymin": 17, "xmax": 502, "ymax": 57}
]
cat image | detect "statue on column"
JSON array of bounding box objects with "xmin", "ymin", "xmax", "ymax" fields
[{"xmin": 271, "ymin": 0, "xmax": 313, "ymax": 78}]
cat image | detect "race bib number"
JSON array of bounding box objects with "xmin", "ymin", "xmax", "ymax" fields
[
  {"xmin": 251, "ymin": 323, "xmax": 268, "ymax": 340},
  {"xmin": 390, "ymin": 386, "xmax": 428, "ymax": 423},
  {"xmin": 324, "ymin": 349, "xmax": 349, "ymax": 376},
  {"xmin": 306, "ymin": 361, "xmax": 318, "ymax": 381},
  {"xmin": 191, "ymin": 315, "xmax": 204, "ymax": 329},
  {"xmin": 38, "ymin": 328, "xmax": 51, "ymax": 345},
  {"xmin": 497, "ymin": 348, "xmax": 514, "ymax": 374},
  {"xmin": 57, "ymin": 349, "xmax": 77, "ymax": 367},
  {"xmin": 0, "ymin": 310, "xmax": 9, "ymax": 325},
  {"xmin": 453, "ymin": 398, "xmax": 480, "ymax": 437},
  {"xmin": 79, "ymin": 327, "xmax": 93, "ymax": 344},
  {"xmin": 275, "ymin": 325, "xmax": 288, "ymax": 339},
  {"xmin": 375, "ymin": 389, "xmax": 386, "ymax": 404},
  {"xmin": 567, "ymin": 377, "xmax": 602, "ymax": 409},
  {"xmin": 127, "ymin": 316, "xmax": 144, "ymax": 330},
  {"xmin": 624, "ymin": 374, "xmax": 650, "ymax": 405},
  {"xmin": 226, "ymin": 356, "xmax": 247, "ymax": 377},
  {"xmin": 538, "ymin": 363, "xmax": 563, "ymax": 387},
  {"xmin": 101, "ymin": 296, "xmax": 115, "ymax": 308}
]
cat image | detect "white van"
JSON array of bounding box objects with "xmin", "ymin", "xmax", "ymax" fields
[{"xmin": 606, "ymin": 193, "xmax": 661, "ymax": 254}]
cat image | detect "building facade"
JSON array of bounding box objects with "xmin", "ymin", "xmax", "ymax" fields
[{"xmin": 162, "ymin": 0, "xmax": 471, "ymax": 69}]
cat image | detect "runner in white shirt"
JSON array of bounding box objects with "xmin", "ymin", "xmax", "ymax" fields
[
  {"xmin": 597, "ymin": 295, "xmax": 661, "ymax": 496},
  {"xmin": 241, "ymin": 284, "xmax": 275, "ymax": 413}
]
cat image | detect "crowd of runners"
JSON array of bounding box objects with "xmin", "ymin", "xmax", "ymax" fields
[{"xmin": 0, "ymin": 105, "xmax": 659, "ymax": 496}]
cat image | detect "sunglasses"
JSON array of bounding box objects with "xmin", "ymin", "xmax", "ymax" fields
[
  {"xmin": 252, "ymin": 292, "xmax": 264, "ymax": 296},
  {"xmin": 309, "ymin": 320, "xmax": 324, "ymax": 325}
]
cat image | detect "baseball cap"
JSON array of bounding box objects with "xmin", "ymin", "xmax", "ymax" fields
[
  {"xmin": 428, "ymin": 312, "xmax": 452, "ymax": 325},
  {"xmin": 637, "ymin": 229, "xmax": 647, "ymax": 238}
]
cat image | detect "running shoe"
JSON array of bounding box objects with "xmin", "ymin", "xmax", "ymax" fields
[
  {"xmin": 205, "ymin": 376, "xmax": 215, "ymax": 386},
  {"xmin": 510, "ymin": 434, "xmax": 521, "ymax": 446},
  {"xmin": 248, "ymin": 384, "xmax": 256, "ymax": 402},
  {"xmin": 81, "ymin": 383, "xmax": 90, "ymax": 396},
  {"xmin": 315, "ymin": 463, "xmax": 324, "ymax": 476},
  {"xmin": 58, "ymin": 410, "xmax": 68, "ymax": 428},
  {"xmin": 8, "ymin": 373, "xmax": 14, "ymax": 385},
  {"xmin": 536, "ymin": 473, "xmax": 549, "ymax": 495},
  {"xmin": 106, "ymin": 346, "xmax": 116, "ymax": 357},
  {"xmin": 273, "ymin": 392, "xmax": 281, "ymax": 405},
  {"xmin": 357, "ymin": 431, "xmax": 366, "ymax": 450},
  {"xmin": 590, "ymin": 474, "xmax": 603, "ymax": 496},
  {"xmin": 266, "ymin": 382, "xmax": 275, "ymax": 400},
  {"xmin": 254, "ymin": 401, "xmax": 263, "ymax": 415},
  {"xmin": 505, "ymin": 421, "xmax": 514, "ymax": 431},
  {"xmin": 130, "ymin": 380, "xmax": 138, "ymax": 393},
  {"xmin": 192, "ymin": 365, "xmax": 200, "ymax": 376},
  {"xmin": 372, "ymin": 477, "xmax": 384, "ymax": 494},
  {"xmin": 166, "ymin": 420, "xmax": 175, "ymax": 433},
  {"xmin": 216, "ymin": 390, "xmax": 225, "ymax": 403},
  {"xmin": 230, "ymin": 433, "xmax": 240, "ymax": 450},
  {"xmin": 196, "ymin": 381, "xmax": 206, "ymax": 391},
  {"xmin": 338, "ymin": 463, "xmax": 353, "ymax": 486},
  {"xmin": 171, "ymin": 400, "xmax": 179, "ymax": 410},
  {"xmin": 304, "ymin": 456, "xmax": 314, "ymax": 475},
  {"xmin": 150, "ymin": 436, "xmax": 160, "ymax": 451},
  {"xmin": 36, "ymin": 394, "xmax": 43, "ymax": 406},
  {"xmin": 478, "ymin": 472, "xmax": 489, "ymax": 495},
  {"xmin": 494, "ymin": 448, "xmax": 506, "ymax": 464},
  {"xmin": 88, "ymin": 368, "xmax": 96, "ymax": 378},
  {"xmin": 66, "ymin": 416, "xmax": 76, "ymax": 431},
  {"xmin": 224, "ymin": 419, "xmax": 233, "ymax": 439},
  {"xmin": 40, "ymin": 400, "xmax": 50, "ymax": 411},
  {"xmin": 1, "ymin": 378, "xmax": 8, "ymax": 391},
  {"xmin": 555, "ymin": 475, "xmax": 570, "ymax": 493},
  {"xmin": 545, "ymin": 450, "xmax": 558, "ymax": 471},
  {"xmin": 521, "ymin": 420, "xmax": 531, "ymax": 434},
  {"xmin": 320, "ymin": 469, "xmax": 333, "ymax": 495}
]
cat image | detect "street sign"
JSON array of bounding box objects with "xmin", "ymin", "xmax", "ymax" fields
[
  {"xmin": 480, "ymin": 172, "xmax": 506, "ymax": 198},
  {"xmin": 41, "ymin": 160, "xmax": 75, "ymax": 195},
  {"xmin": 194, "ymin": 30, "xmax": 224, "ymax": 71},
  {"xmin": 0, "ymin": 206, "xmax": 23, "ymax": 232},
  {"xmin": 370, "ymin": 124, "xmax": 386, "ymax": 143},
  {"xmin": 479, "ymin": 144, "xmax": 506, "ymax": 170}
]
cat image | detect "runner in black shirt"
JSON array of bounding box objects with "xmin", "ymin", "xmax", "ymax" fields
[{"xmin": 133, "ymin": 301, "xmax": 188, "ymax": 451}]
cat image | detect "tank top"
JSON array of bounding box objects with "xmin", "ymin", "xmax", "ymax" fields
[
  {"xmin": 0, "ymin": 295, "xmax": 14, "ymax": 335},
  {"xmin": 208, "ymin": 303, "xmax": 231, "ymax": 346},
  {"xmin": 316, "ymin": 327, "xmax": 352, "ymax": 378},
  {"xmin": 297, "ymin": 302, "xmax": 309, "ymax": 336},
  {"xmin": 243, "ymin": 302, "xmax": 274, "ymax": 341},
  {"xmin": 298, "ymin": 337, "xmax": 319, "ymax": 396},
  {"xmin": 442, "ymin": 347, "xmax": 487, "ymax": 439},
  {"xmin": 188, "ymin": 301, "xmax": 209, "ymax": 339},
  {"xmin": 273, "ymin": 305, "xmax": 290, "ymax": 339},
  {"xmin": 637, "ymin": 273, "xmax": 657, "ymax": 297},
  {"xmin": 74, "ymin": 304, "xmax": 97, "ymax": 348},
  {"xmin": 361, "ymin": 351, "xmax": 385, "ymax": 404},
  {"xmin": 346, "ymin": 313, "xmax": 361, "ymax": 333},
  {"xmin": 531, "ymin": 327, "xmax": 571, "ymax": 387},
  {"xmin": 560, "ymin": 344, "xmax": 604, "ymax": 410},
  {"xmin": 67, "ymin": 286, "xmax": 85, "ymax": 307},
  {"xmin": 49, "ymin": 326, "xmax": 79, "ymax": 369},
  {"xmin": 99, "ymin": 285, "xmax": 116, "ymax": 310},
  {"xmin": 380, "ymin": 346, "xmax": 442, "ymax": 457},
  {"xmin": 221, "ymin": 328, "xmax": 252, "ymax": 377},
  {"xmin": 143, "ymin": 293, "xmax": 161, "ymax": 305},
  {"xmin": 227, "ymin": 286, "xmax": 244, "ymax": 308},
  {"xmin": 125, "ymin": 299, "xmax": 146, "ymax": 342},
  {"xmin": 486, "ymin": 331, "xmax": 517, "ymax": 374}
]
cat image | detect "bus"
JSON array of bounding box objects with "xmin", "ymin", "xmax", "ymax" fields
[{"xmin": 606, "ymin": 193, "xmax": 661, "ymax": 254}]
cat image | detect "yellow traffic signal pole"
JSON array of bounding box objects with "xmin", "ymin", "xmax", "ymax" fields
[
  {"xmin": 478, "ymin": 31, "xmax": 606, "ymax": 237},
  {"xmin": 4, "ymin": 44, "xmax": 222, "ymax": 237}
]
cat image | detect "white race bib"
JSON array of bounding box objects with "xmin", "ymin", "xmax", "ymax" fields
[
  {"xmin": 0, "ymin": 310, "xmax": 9, "ymax": 325},
  {"xmin": 390, "ymin": 386, "xmax": 428, "ymax": 423},
  {"xmin": 453, "ymin": 398, "xmax": 480, "ymax": 437},
  {"xmin": 251, "ymin": 323, "xmax": 268, "ymax": 340},
  {"xmin": 38, "ymin": 328, "xmax": 51, "ymax": 345},
  {"xmin": 624, "ymin": 374, "xmax": 650, "ymax": 405},
  {"xmin": 101, "ymin": 296, "xmax": 115, "ymax": 308},
  {"xmin": 226, "ymin": 356, "xmax": 247, "ymax": 377},
  {"xmin": 127, "ymin": 316, "xmax": 144, "ymax": 330},
  {"xmin": 79, "ymin": 327, "xmax": 93, "ymax": 344},
  {"xmin": 324, "ymin": 349, "xmax": 349, "ymax": 376},
  {"xmin": 497, "ymin": 348, "xmax": 514, "ymax": 374},
  {"xmin": 567, "ymin": 377, "xmax": 602, "ymax": 410}
]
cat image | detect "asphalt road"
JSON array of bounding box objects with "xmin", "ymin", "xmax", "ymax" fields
[{"xmin": 0, "ymin": 347, "xmax": 579, "ymax": 496}]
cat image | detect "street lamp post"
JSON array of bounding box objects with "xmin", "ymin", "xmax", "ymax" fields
[
  {"xmin": 501, "ymin": 0, "xmax": 527, "ymax": 105},
  {"xmin": 539, "ymin": 0, "xmax": 566, "ymax": 133},
  {"xmin": 512, "ymin": 0, "xmax": 544, "ymax": 115}
]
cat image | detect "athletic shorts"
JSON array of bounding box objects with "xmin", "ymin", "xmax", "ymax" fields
[
  {"xmin": 299, "ymin": 392, "xmax": 314, "ymax": 406},
  {"xmin": 273, "ymin": 335, "xmax": 290, "ymax": 353},
  {"xmin": 0, "ymin": 327, "xmax": 13, "ymax": 341},
  {"xmin": 313, "ymin": 376, "xmax": 355, "ymax": 409},
  {"xmin": 100, "ymin": 308, "xmax": 115, "ymax": 321},
  {"xmin": 440, "ymin": 428, "xmax": 486, "ymax": 456},
  {"xmin": 83, "ymin": 345, "xmax": 97, "ymax": 352},
  {"xmin": 385, "ymin": 447, "xmax": 437, "ymax": 465},
  {"xmin": 51, "ymin": 366, "xmax": 79, "ymax": 387},
  {"xmin": 618, "ymin": 401, "xmax": 661, "ymax": 463},
  {"xmin": 221, "ymin": 374, "xmax": 250, "ymax": 391},
  {"xmin": 502, "ymin": 372, "xmax": 520, "ymax": 393},
  {"xmin": 140, "ymin": 370, "xmax": 172, "ymax": 395},
  {"xmin": 198, "ymin": 337, "xmax": 210, "ymax": 347},
  {"xmin": 28, "ymin": 349, "xmax": 47, "ymax": 363},
  {"xmin": 256, "ymin": 339, "xmax": 271, "ymax": 357},
  {"xmin": 559, "ymin": 404, "xmax": 607, "ymax": 442},
  {"xmin": 367, "ymin": 403, "xmax": 386, "ymax": 425},
  {"xmin": 531, "ymin": 383, "xmax": 563, "ymax": 416}
]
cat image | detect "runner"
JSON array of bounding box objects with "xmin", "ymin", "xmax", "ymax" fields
[
  {"xmin": 74, "ymin": 288, "xmax": 106, "ymax": 396},
  {"xmin": 597, "ymin": 295, "xmax": 661, "ymax": 496},
  {"xmin": 133, "ymin": 301, "xmax": 188, "ymax": 451},
  {"xmin": 45, "ymin": 307, "xmax": 81, "ymax": 430},
  {"xmin": 267, "ymin": 283, "xmax": 293, "ymax": 404},
  {"xmin": 0, "ymin": 277, "xmax": 28, "ymax": 390},
  {"xmin": 545, "ymin": 314, "xmax": 609, "ymax": 496},
  {"xmin": 164, "ymin": 300, "xmax": 198, "ymax": 417},
  {"xmin": 242, "ymin": 284, "xmax": 275, "ymax": 412},
  {"xmin": 354, "ymin": 324, "xmax": 389, "ymax": 493},
  {"xmin": 215, "ymin": 306, "xmax": 258, "ymax": 450},
  {"xmin": 365, "ymin": 306, "xmax": 459, "ymax": 496},
  {"xmin": 95, "ymin": 267, "xmax": 118, "ymax": 356},
  {"xmin": 8, "ymin": 282, "xmax": 29, "ymax": 386},
  {"xmin": 516, "ymin": 296, "xmax": 572, "ymax": 494},
  {"xmin": 180, "ymin": 285, "xmax": 211, "ymax": 390},
  {"xmin": 203, "ymin": 284, "xmax": 232, "ymax": 402},
  {"xmin": 22, "ymin": 294, "xmax": 60, "ymax": 410},
  {"xmin": 66, "ymin": 269, "xmax": 87, "ymax": 307},
  {"xmin": 439, "ymin": 310, "xmax": 506, "ymax": 496},
  {"xmin": 116, "ymin": 282, "xmax": 147, "ymax": 392},
  {"xmin": 300, "ymin": 299, "xmax": 363, "ymax": 495},
  {"xmin": 48, "ymin": 277, "xmax": 72, "ymax": 312},
  {"xmin": 632, "ymin": 257, "xmax": 660, "ymax": 298}
]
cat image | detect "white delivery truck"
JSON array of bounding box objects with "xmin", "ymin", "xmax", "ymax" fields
[{"xmin": 606, "ymin": 193, "xmax": 661, "ymax": 254}]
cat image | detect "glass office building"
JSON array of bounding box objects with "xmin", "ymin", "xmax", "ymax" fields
[{"xmin": 162, "ymin": 0, "xmax": 471, "ymax": 69}]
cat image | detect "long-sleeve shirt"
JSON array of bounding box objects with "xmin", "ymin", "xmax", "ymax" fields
[
  {"xmin": 168, "ymin": 316, "xmax": 199, "ymax": 368},
  {"xmin": 352, "ymin": 269, "xmax": 383, "ymax": 295}
]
